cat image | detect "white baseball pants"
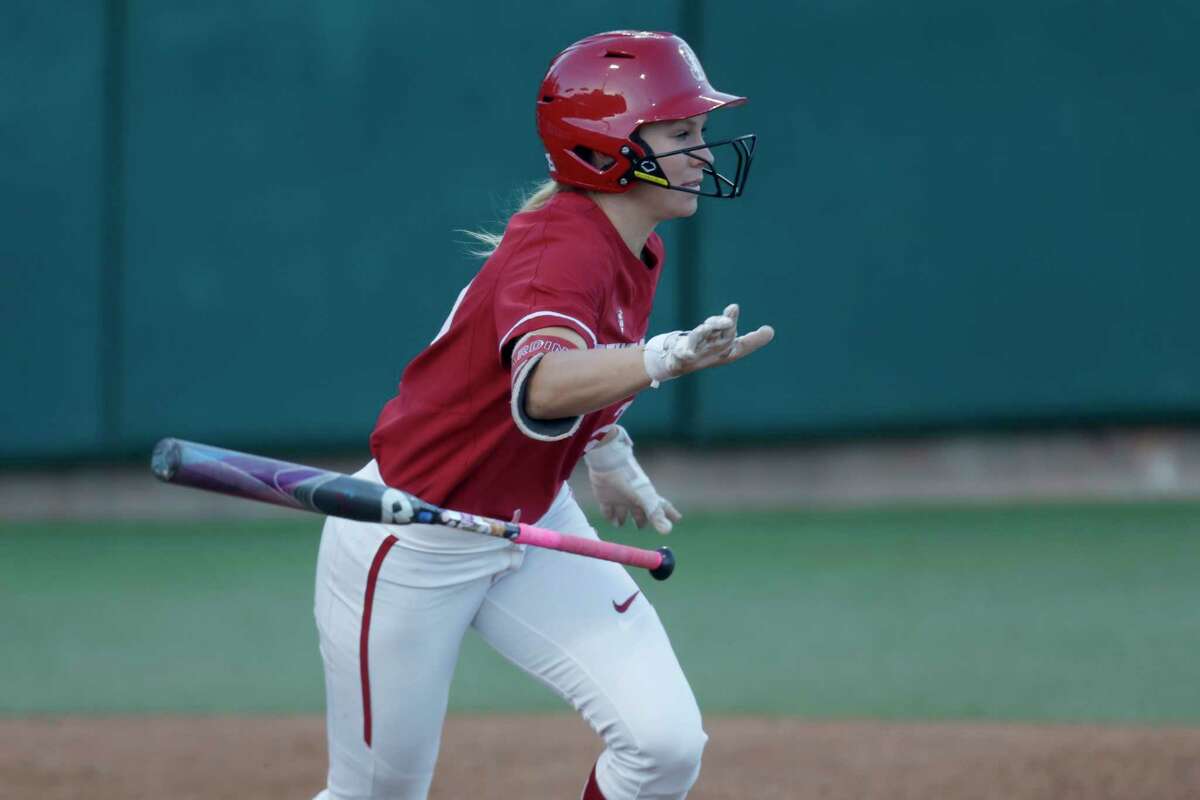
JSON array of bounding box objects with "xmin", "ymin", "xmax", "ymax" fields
[{"xmin": 312, "ymin": 462, "xmax": 706, "ymax": 800}]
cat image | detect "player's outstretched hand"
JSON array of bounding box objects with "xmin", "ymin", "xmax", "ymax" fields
[{"xmin": 643, "ymin": 303, "xmax": 775, "ymax": 384}]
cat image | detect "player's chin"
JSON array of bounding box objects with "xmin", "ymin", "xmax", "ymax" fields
[{"xmin": 667, "ymin": 192, "xmax": 700, "ymax": 219}]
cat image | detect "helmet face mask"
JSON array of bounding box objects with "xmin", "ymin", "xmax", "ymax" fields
[
  {"xmin": 537, "ymin": 31, "xmax": 757, "ymax": 199},
  {"xmin": 623, "ymin": 132, "xmax": 757, "ymax": 199}
]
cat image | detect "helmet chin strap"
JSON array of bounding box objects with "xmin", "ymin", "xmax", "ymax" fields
[{"xmin": 621, "ymin": 130, "xmax": 757, "ymax": 199}]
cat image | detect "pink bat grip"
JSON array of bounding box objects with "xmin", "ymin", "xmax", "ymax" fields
[{"xmin": 514, "ymin": 523, "xmax": 676, "ymax": 580}]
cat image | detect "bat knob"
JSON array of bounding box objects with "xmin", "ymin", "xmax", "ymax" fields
[
  {"xmin": 649, "ymin": 546, "xmax": 675, "ymax": 581},
  {"xmin": 150, "ymin": 438, "xmax": 182, "ymax": 481}
]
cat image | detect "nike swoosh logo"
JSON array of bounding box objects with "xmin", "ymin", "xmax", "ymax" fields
[{"xmin": 613, "ymin": 591, "xmax": 640, "ymax": 614}]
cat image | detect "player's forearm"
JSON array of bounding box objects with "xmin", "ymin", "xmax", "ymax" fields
[{"xmin": 524, "ymin": 347, "xmax": 651, "ymax": 419}]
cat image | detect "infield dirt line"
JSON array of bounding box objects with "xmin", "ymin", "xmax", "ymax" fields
[{"xmin": 3, "ymin": 715, "xmax": 1198, "ymax": 800}]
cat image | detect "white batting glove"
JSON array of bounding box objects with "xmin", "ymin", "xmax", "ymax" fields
[
  {"xmin": 584, "ymin": 426, "xmax": 681, "ymax": 534},
  {"xmin": 643, "ymin": 303, "xmax": 774, "ymax": 387}
]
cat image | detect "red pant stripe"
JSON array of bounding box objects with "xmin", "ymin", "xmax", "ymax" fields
[
  {"xmin": 360, "ymin": 534, "xmax": 399, "ymax": 747},
  {"xmin": 581, "ymin": 762, "xmax": 607, "ymax": 799}
]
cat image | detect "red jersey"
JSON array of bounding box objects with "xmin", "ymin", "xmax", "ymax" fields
[{"xmin": 370, "ymin": 191, "xmax": 664, "ymax": 523}]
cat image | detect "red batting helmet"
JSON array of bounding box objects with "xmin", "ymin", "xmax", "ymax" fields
[{"xmin": 536, "ymin": 31, "xmax": 756, "ymax": 198}]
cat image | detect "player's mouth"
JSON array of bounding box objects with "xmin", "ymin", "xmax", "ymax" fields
[{"xmin": 680, "ymin": 179, "xmax": 703, "ymax": 189}]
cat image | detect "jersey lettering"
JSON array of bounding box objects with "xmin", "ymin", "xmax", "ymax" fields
[{"xmin": 511, "ymin": 334, "xmax": 578, "ymax": 376}]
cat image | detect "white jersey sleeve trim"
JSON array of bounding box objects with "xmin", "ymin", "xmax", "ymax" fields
[
  {"xmin": 431, "ymin": 279, "xmax": 475, "ymax": 344},
  {"xmin": 510, "ymin": 352, "xmax": 583, "ymax": 442},
  {"xmin": 499, "ymin": 311, "xmax": 598, "ymax": 352}
]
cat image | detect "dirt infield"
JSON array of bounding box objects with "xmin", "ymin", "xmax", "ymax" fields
[{"xmin": 4, "ymin": 716, "xmax": 1199, "ymax": 799}]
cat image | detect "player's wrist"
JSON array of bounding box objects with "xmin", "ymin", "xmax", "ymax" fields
[
  {"xmin": 583, "ymin": 425, "xmax": 634, "ymax": 472},
  {"xmin": 643, "ymin": 331, "xmax": 684, "ymax": 388}
]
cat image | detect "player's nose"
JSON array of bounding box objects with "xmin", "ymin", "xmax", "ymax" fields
[{"xmin": 688, "ymin": 144, "xmax": 714, "ymax": 166}]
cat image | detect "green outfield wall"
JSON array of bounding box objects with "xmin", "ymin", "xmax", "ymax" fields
[{"xmin": 4, "ymin": 1, "xmax": 1199, "ymax": 461}]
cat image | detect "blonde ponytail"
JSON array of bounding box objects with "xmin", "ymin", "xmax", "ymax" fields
[{"xmin": 460, "ymin": 179, "xmax": 578, "ymax": 257}]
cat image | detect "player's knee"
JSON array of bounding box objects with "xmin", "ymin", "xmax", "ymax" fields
[
  {"xmin": 637, "ymin": 721, "xmax": 708, "ymax": 783},
  {"xmin": 598, "ymin": 712, "xmax": 707, "ymax": 797}
]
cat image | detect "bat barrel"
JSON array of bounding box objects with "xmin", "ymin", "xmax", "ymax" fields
[
  {"xmin": 151, "ymin": 437, "xmax": 337, "ymax": 516},
  {"xmin": 151, "ymin": 439, "xmax": 422, "ymax": 526}
]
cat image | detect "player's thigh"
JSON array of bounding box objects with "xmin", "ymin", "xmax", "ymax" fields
[
  {"xmin": 315, "ymin": 517, "xmax": 494, "ymax": 798},
  {"xmin": 471, "ymin": 498, "xmax": 702, "ymax": 750}
]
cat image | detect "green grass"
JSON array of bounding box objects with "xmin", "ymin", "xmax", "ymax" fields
[{"xmin": 3, "ymin": 502, "xmax": 1200, "ymax": 721}]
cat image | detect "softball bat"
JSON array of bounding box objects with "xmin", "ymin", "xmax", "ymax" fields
[{"xmin": 150, "ymin": 438, "xmax": 675, "ymax": 580}]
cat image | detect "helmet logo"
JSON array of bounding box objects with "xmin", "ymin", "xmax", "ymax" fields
[
  {"xmin": 678, "ymin": 43, "xmax": 707, "ymax": 82},
  {"xmin": 639, "ymin": 160, "xmax": 658, "ymax": 173}
]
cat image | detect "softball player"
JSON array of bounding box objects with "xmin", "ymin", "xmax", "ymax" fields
[{"xmin": 312, "ymin": 31, "xmax": 773, "ymax": 800}]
